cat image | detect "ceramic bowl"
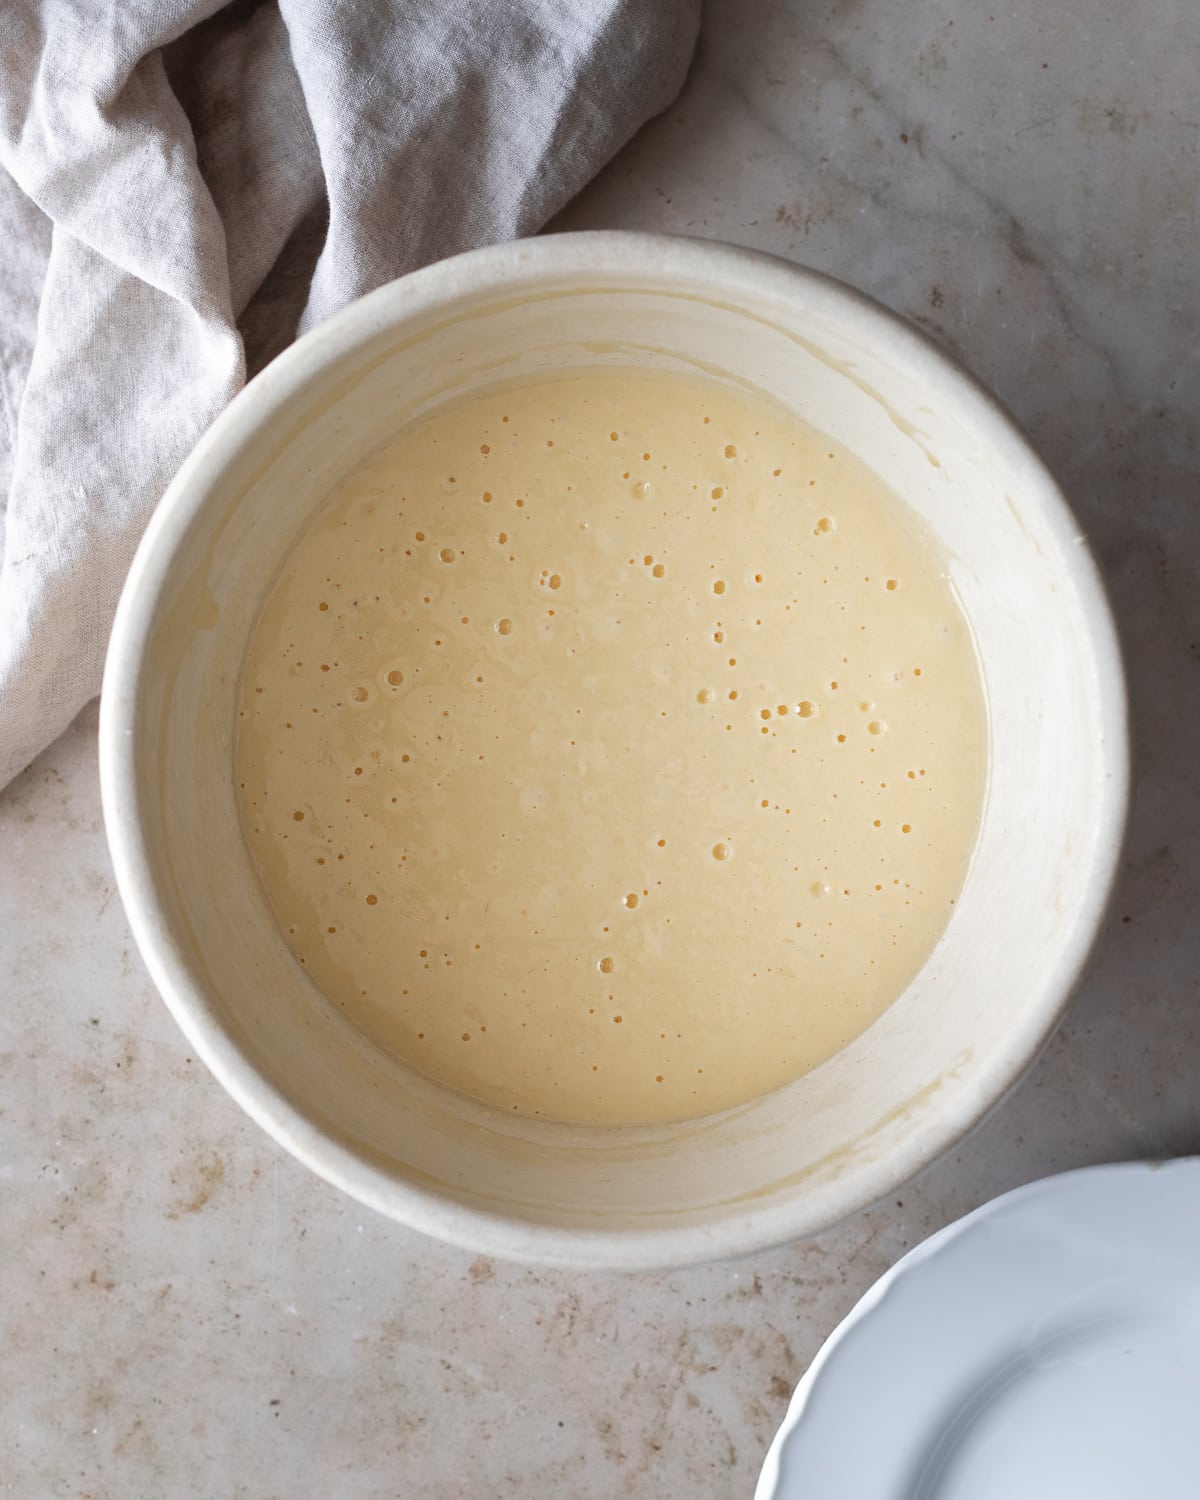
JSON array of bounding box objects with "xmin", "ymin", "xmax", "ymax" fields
[{"xmin": 99, "ymin": 233, "xmax": 1127, "ymax": 1270}]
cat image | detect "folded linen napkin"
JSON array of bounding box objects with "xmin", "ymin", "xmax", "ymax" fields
[{"xmin": 0, "ymin": 0, "xmax": 698, "ymax": 788}]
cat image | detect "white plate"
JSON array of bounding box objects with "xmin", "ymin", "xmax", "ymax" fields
[{"xmin": 757, "ymin": 1160, "xmax": 1200, "ymax": 1499}]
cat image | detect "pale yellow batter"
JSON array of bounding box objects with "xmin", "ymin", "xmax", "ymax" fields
[{"xmin": 237, "ymin": 369, "xmax": 987, "ymax": 1125}]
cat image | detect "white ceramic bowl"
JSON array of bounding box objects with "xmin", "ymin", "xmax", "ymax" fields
[{"xmin": 100, "ymin": 233, "xmax": 1127, "ymax": 1271}]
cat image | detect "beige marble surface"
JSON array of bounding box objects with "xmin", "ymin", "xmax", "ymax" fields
[{"xmin": 3, "ymin": 1, "xmax": 1198, "ymax": 1494}]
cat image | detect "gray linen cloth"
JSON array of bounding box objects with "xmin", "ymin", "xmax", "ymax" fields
[{"xmin": 0, "ymin": 0, "xmax": 698, "ymax": 787}]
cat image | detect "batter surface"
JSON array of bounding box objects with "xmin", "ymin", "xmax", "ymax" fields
[{"xmin": 237, "ymin": 369, "xmax": 987, "ymax": 1125}]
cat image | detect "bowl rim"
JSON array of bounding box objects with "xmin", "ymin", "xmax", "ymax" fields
[{"xmin": 99, "ymin": 230, "xmax": 1130, "ymax": 1271}]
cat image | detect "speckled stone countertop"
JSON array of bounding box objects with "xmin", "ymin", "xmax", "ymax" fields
[{"xmin": 3, "ymin": 1, "xmax": 1197, "ymax": 1494}]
